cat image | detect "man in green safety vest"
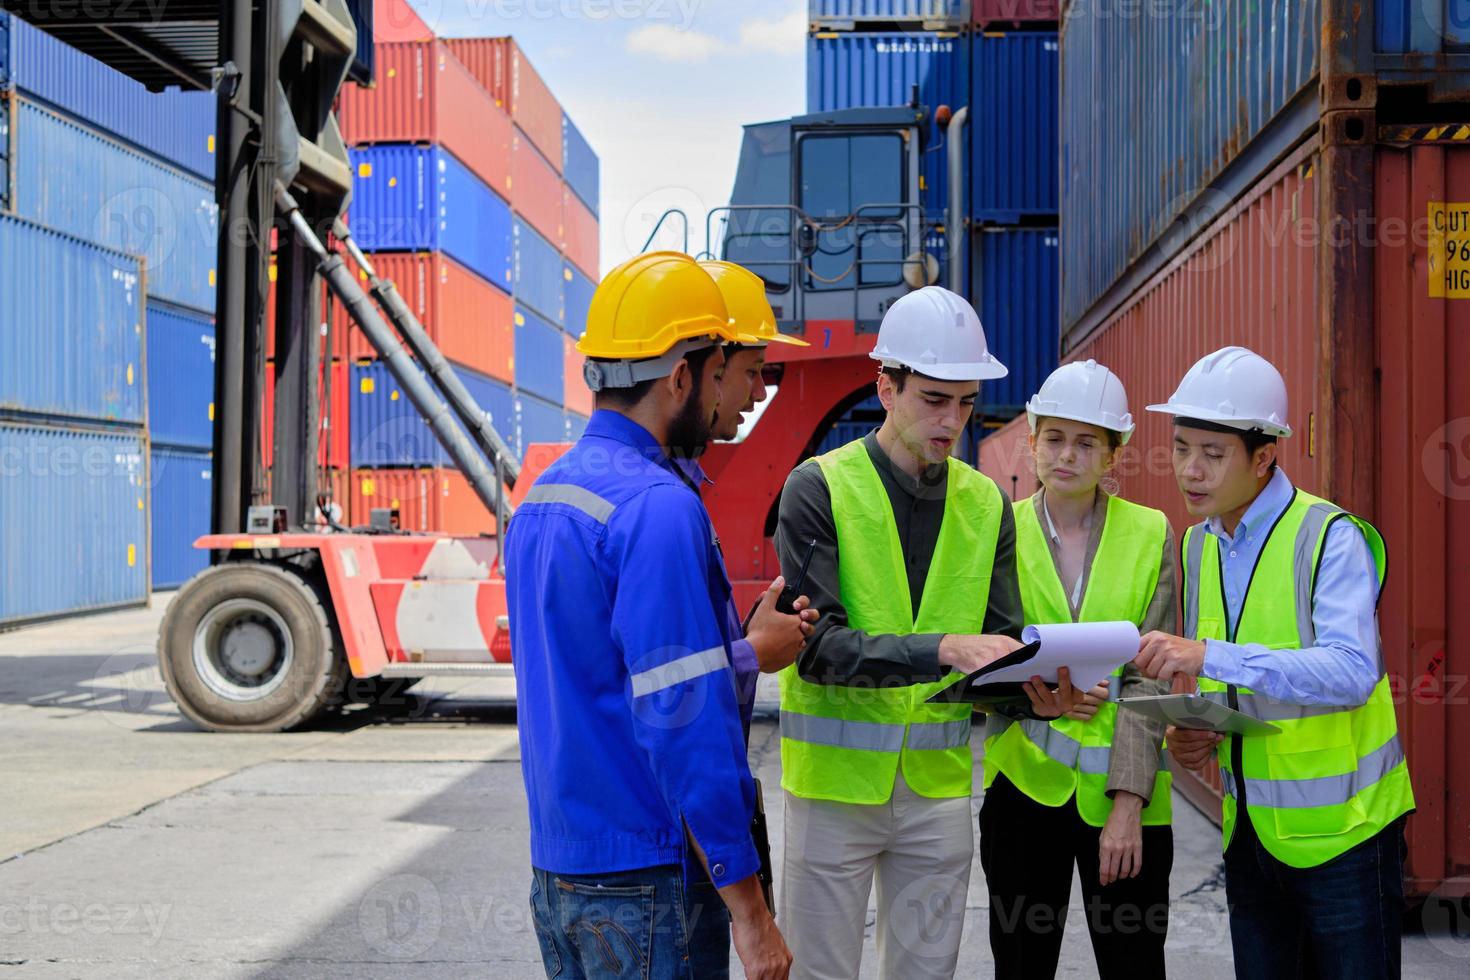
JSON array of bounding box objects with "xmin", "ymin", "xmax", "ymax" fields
[
  {"xmin": 1133, "ymin": 346, "xmax": 1415, "ymax": 979},
  {"xmin": 774, "ymin": 285, "xmax": 1082, "ymax": 980}
]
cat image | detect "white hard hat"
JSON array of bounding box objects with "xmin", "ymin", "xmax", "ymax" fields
[
  {"xmin": 1145, "ymin": 346, "xmax": 1292, "ymax": 437},
  {"xmin": 1026, "ymin": 360, "xmax": 1135, "ymax": 444},
  {"xmin": 868, "ymin": 286, "xmax": 1008, "ymax": 382}
]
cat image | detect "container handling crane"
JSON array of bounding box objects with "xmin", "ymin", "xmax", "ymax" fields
[{"xmin": 112, "ymin": 0, "xmax": 960, "ymax": 731}]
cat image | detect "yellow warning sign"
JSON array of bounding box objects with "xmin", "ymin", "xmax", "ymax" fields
[{"xmin": 1428, "ymin": 202, "xmax": 1470, "ymax": 299}]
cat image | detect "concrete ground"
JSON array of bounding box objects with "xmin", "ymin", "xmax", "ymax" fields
[{"xmin": 1, "ymin": 598, "xmax": 1465, "ymax": 977}]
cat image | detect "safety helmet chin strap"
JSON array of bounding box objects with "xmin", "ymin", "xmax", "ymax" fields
[{"xmin": 583, "ymin": 335, "xmax": 721, "ymax": 393}]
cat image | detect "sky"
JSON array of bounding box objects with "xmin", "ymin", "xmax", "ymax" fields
[{"xmin": 401, "ymin": 0, "xmax": 809, "ymax": 276}]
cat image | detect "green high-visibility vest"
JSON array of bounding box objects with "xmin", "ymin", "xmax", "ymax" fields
[
  {"xmin": 779, "ymin": 438, "xmax": 1003, "ymax": 804},
  {"xmin": 1185, "ymin": 487, "xmax": 1415, "ymax": 868},
  {"xmin": 984, "ymin": 494, "xmax": 1173, "ymax": 826}
]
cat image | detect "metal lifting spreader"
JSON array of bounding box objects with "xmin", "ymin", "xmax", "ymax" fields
[{"xmin": 273, "ymin": 181, "xmax": 517, "ymax": 532}]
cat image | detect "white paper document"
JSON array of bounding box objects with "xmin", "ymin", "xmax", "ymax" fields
[{"xmin": 975, "ymin": 621, "xmax": 1142, "ymax": 694}]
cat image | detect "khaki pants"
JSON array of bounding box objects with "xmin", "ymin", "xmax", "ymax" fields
[{"xmin": 780, "ymin": 770, "xmax": 973, "ymax": 980}]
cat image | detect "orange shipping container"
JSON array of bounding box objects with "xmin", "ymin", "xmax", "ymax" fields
[
  {"xmin": 562, "ymin": 185, "xmax": 599, "ymax": 279},
  {"xmin": 562, "ymin": 332, "xmax": 593, "ymax": 417},
  {"xmin": 976, "ymin": 415, "xmax": 1039, "ymax": 501},
  {"xmin": 442, "ymin": 37, "xmax": 564, "ymax": 173},
  {"xmin": 510, "ymin": 129, "xmax": 564, "ymax": 247},
  {"xmin": 261, "ymin": 359, "xmax": 349, "ymax": 470},
  {"xmin": 340, "ymin": 253, "xmax": 514, "ymax": 384},
  {"xmin": 337, "ymin": 40, "xmax": 512, "ymax": 195},
  {"xmin": 264, "ymin": 262, "xmax": 348, "ymax": 362},
  {"xmin": 350, "ymin": 467, "xmax": 499, "ymax": 536}
]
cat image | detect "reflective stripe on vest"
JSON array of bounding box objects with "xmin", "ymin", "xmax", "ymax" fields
[
  {"xmin": 984, "ymin": 494, "xmax": 1173, "ymax": 827},
  {"xmin": 779, "ymin": 438, "xmax": 1002, "ymax": 805},
  {"xmin": 1184, "ymin": 487, "xmax": 1413, "ymax": 869}
]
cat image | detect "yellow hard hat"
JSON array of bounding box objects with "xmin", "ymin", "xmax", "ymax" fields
[
  {"xmin": 699, "ymin": 260, "xmax": 810, "ymax": 347},
  {"xmin": 577, "ymin": 251, "xmax": 735, "ymax": 362}
]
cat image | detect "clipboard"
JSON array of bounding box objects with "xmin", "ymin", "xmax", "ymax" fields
[
  {"xmin": 1117, "ymin": 693, "xmax": 1281, "ymax": 737},
  {"xmin": 925, "ymin": 640, "xmax": 1043, "ymax": 704}
]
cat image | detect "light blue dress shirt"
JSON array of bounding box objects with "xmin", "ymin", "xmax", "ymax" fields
[{"xmin": 1200, "ymin": 468, "xmax": 1384, "ymax": 706}]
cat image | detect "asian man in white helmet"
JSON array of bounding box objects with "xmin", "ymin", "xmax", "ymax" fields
[
  {"xmin": 1133, "ymin": 346, "xmax": 1414, "ymax": 979},
  {"xmin": 773, "ymin": 286, "xmax": 1083, "ymax": 980}
]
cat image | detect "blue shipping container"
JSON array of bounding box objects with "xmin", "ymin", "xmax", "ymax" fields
[
  {"xmin": 146, "ymin": 303, "xmax": 215, "ymax": 450},
  {"xmin": 563, "ymin": 262, "xmax": 596, "ymax": 337},
  {"xmin": 975, "ymin": 227, "xmax": 1058, "ymax": 412},
  {"xmin": 0, "ymin": 422, "xmax": 149, "ymax": 625},
  {"xmin": 1060, "ymin": 0, "xmax": 1318, "ymax": 330},
  {"xmin": 349, "ymin": 145, "xmax": 514, "ymax": 294},
  {"xmin": 1377, "ymin": 0, "xmax": 1470, "ymax": 53},
  {"xmin": 350, "ymin": 360, "xmax": 515, "ymax": 467},
  {"xmin": 513, "ymin": 218, "xmax": 565, "ymax": 325},
  {"xmin": 807, "ymin": 31, "xmax": 969, "ymax": 221},
  {"xmin": 1, "ymin": 14, "xmax": 215, "ymax": 178},
  {"xmin": 0, "ymin": 214, "xmax": 144, "ymax": 424},
  {"xmin": 970, "ymin": 32, "xmax": 1058, "ymax": 222},
  {"xmin": 810, "ymin": 1, "xmax": 970, "ymax": 28},
  {"xmin": 562, "ymin": 112, "xmax": 600, "ymax": 216},
  {"xmin": 564, "ymin": 411, "xmax": 589, "ymax": 443},
  {"xmin": 12, "ymin": 99, "xmax": 217, "ymax": 313},
  {"xmin": 514, "ymin": 304, "xmax": 565, "ymax": 404},
  {"xmin": 149, "ymin": 446, "xmax": 211, "ymax": 590},
  {"xmin": 516, "ymin": 391, "xmax": 566, "ymax": 458}
]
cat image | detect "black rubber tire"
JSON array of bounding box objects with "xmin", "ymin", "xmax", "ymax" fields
[{"xmin": 158, "ymin": 562, "xmax": 348, "ymax": 732}]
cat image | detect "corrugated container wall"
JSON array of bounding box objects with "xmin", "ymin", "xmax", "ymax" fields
[
  {"xmin": 343, "ymin": 253, "xmax": 513, "ymax": 382},
  {"xmin": 976, "ymin": 414, "xmax": 1040, "ymax": 499},
  {"xmin": 809, "ymin": 1, "xmax": 970, "ymax": 28},
  {"xmin": 565, "ymin": 411, "xmax": 589, "ymax": 443},
  {"xmin": 974, "ymin": 227, "xmax": 1058, "ymax": 412},
  {"xmin": 337, "ymin": 40, "xmax": 513, "ymax": 194},
  {"xmin": 146, "ymin": 302, "xmax": 215, "ymax": 449},
  {"xmin": 510, "ymin": 128, "xmax": 564, "ymax": 248},
  {"xmin": 807, "ymin": 31, "xmax": 968, "ymax": 222},
  {"xmin": 1059, "ymin": 0, "xmax": 1318, "ymax": 330},
  {"xmin": 1376, "ymin": 0, "xmax": 1470, "ymax": 51},
  {"xmin": 972, "ymin": 0, "xmax": 1057, "ymax": 24},
  {"xmin": 562, "ymin": 112, "xmax": 599, "ymax": 215},
  {"xmin": 562, "ymin": 333, "xmax": 593, "ymax": 417},
  {"xmin": 350, "ymin": 467, "xmax": 498, "ymax": 535},
  {"xmin": 516, "ymin": 391, "xmax": 566, "ymax": 457},
  {"xmin": 441, "ymin": 37, "xmax": 563, "ymax": 172},
  {"xmin": 970, "ymin": 32, "xmax": 1059, "ymax": 222},
  {"xmin": 351, "ymin": 361, "xmax": 514, "ymax": 467},
  {"xmin": 563, "ymin": 262, "xmax": 596, "ymax": 335},
  {"xmin": 0, "ymin": 422, "xmax": 148, "ymax": 626},
  {"xmin": 148, "ymin": 446, "xmax": 211, "ymax": 589},
  {"xmin": 1, "ymin": 14, "xmax": 215, "ymax": 178},
  {"xmin": 12, "ymin": 100, "xmax": 217, "ymax": 313},
  {"xmin": 0, "ymin": 215, "xmax": 144, "ymax": 424},
  {"xmin": 513, "ymin": 217, "xmax": 565, "ymax": 325},
  {"xmin": 261, "ymin": 359, "xmax": 349, "ymax": 471},
  {"xmin": 349, "ymin": 145, "xmax": 514, "ymax": 294},
  {"xmin": 513, "ymin": 304, "xmax": 565, "ymax": 404},
  {"xmin": 562, "ymin": 187, "xmax": 600, "ymax": 280}
]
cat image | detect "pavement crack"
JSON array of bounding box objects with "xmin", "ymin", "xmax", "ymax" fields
[{"xmin": 1180, "ymin": 862, "xmax": 1228, "ymax": 899}]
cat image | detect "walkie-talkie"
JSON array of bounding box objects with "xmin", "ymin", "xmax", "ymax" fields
[{"xmin": 775, "ymin": 538, "xmax": 818, "ymax": 615}]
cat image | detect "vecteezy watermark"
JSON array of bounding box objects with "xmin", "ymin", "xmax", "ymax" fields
[
  {"xmin": 1422, "ymin": 417, "xmax": 1470, "ymax": 502},
  {"xmin": 358, "ymin": 874, "xmax": 444, "ymax": 958},
  {"xmin": 0, "ymin": 899, "xmax": 172, "ymax": 944},
  {"xmin": 412, "ymin": 0, "xmax": 704, "ymax": 32}
]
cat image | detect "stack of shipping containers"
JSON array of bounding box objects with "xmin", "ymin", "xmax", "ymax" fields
[
  {"xmin": 969, "ymin": 0, "xmax": 1467, "ymax": 899},
  {"xmin": 336, "ymin": 0, "xmax": 598, "ymax": 533},
  {"xmin": 0, "ymin": 15, "xmax": 218, "ymax": 623},
  {"xmin": 805, "ymin": 0, "xmax": 1060, "ymax": 460}
]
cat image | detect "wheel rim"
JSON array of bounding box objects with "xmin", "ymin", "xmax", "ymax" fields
[{"xmin": 192, "ymin": 598, "xmax": 295, "ymax": 702}]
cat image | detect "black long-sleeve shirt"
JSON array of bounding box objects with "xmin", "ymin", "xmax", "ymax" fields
[{"xmin": 775, "ymin": 430, "xmax": 1024, "ymax": 688}]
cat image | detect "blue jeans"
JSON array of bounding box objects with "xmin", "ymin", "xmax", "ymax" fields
[
  {"xmin": 529, "ymin": 865, "xmax": 731, "ymax": 979},
  {"xmin": 1224, "ymin": 814, "xmax": 1406, "ymax": 979}
]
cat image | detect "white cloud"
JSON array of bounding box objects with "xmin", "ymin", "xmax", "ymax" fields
[
  {"xmin": 625, "ymin": 24, "xmax": 722, "ymax": 63},
  {"xmin": 738, "ymin": 5, "xmax": 807, "ymax": 55}
]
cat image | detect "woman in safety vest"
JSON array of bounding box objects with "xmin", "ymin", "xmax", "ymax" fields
[{"xmin": 979, "ymin": 360, "xmax": 1176, "ymax": 980}]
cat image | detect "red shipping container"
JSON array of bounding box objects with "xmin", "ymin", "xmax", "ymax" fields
[
  {"xmin": 972, "ymin": 0, "xmax": 1059, "ymax": 26},
  {"xmin": 373, "ymin": 0, "xmax": 433, "ymax": 41},
  {"xmin": 511, "ymin": 128, "xmax": 564, "ymax": 247},
  {"xmin": 260, "ymin": 358, "xmax": 349, "ymax": 470},
  {"xmin": 264, "ymin": 261, "xmax": 348, "ymax": 362},
  {"xmin": 976, "ymin": 415, "xmax": 1039, "ymax": 500},
  {"xmin": 442, "ymin": 37, "xmax": 564, "ymax": 173},
  {"xmin": 337, "ymin": 40, "xmax": 512, "ymax": 196},
  {"xmin": 350, "ymin": 467, "xmax": 499, "ymax": 535},
  {"xmin": 561, "ymin": 184, "xmax": 599, "ymax": 279},
  {"xmin": 340, "ymin": 253, "xmax": 514, "ymax": 383},
  {"xmin": 562, "ymin": 332, "xmax": 593, "ymax": 417}
]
